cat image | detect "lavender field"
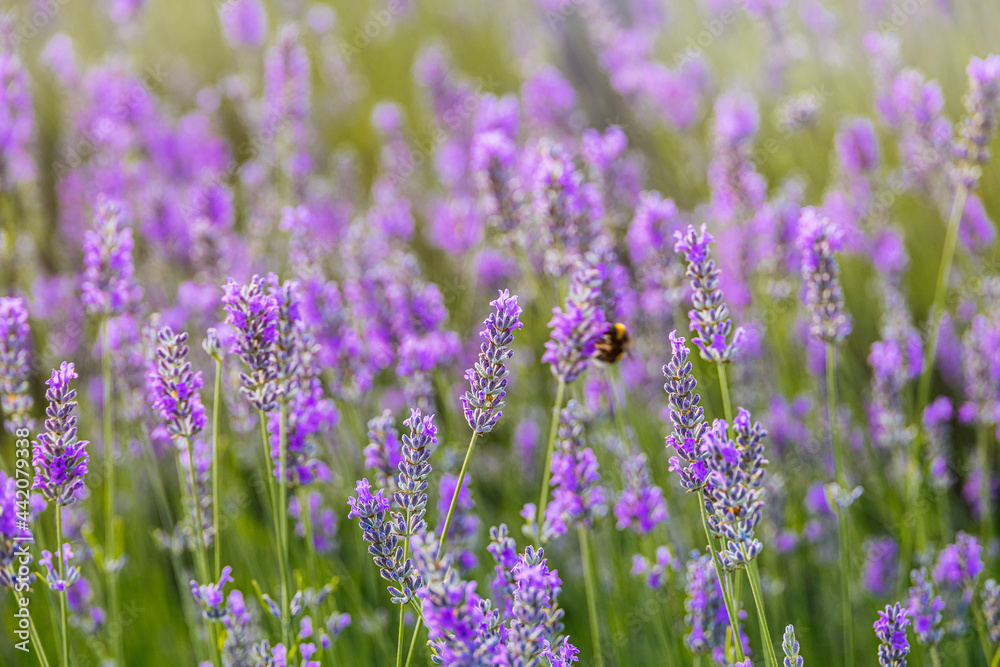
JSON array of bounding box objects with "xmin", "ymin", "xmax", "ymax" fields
[{"xmin": 1, "ymin": 0, "xmax": 1000, "ymax": 665}]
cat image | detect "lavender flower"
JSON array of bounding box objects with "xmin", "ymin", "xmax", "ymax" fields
[
  {"xmin": 863, "ymin": 537, "xmax": 898, "ymax": 597},
  {"xmin": 874, "ymin": 603, "xmax": 910, "ymax": 667},
  {"xmin": 39, "ymin": 543, "xmax": 80, "ymax": 593},
  {"xmin": 32, "ymin": 363, "xmax": 89, "ymax": 506},
  {"xmin": 933, "ymin": 532, "xmax": 983, "ymax": 614},
  {"xmin": 782, "ymin": 625, "xmax": 803, "ymax": 667},
  {"xmin": 953, "ymin": 54, "xmax": 1000, "ymax": 189},
  {"xmin": 907, "ymin": 567, "xmax": 944, "ymax": 645},
  {"xmin": 502, "ymin": 546, "xmax": 574, "ymax": 665},
  {"xmin": 959, "ymin": 315, "xmax": 1000, "ymax": 427},
  {"xmin": 796, "ymin": 207, "xmax": 851, "ymax": 344},
  {"xmin": 542, "ymin": 400, "xmax": 607, "ymax": 539},
  {"xmin": 365, "ymin": 410, "xmax": 402, "ymax": 493},
  {"xmin": 222, "ymin": 275, "xmax": 278, "ymax": 412},
  {"xmin": 418, "ymin": 570, "xmax": 494, "ymax": 666},
  {"xmin": 0, "ymin": 297, "xmax": 34, "ymax": 433},
  {"xmin": 614, "ymin": 453, "xmax": 668, "ymax": 535},
  {"xmin": 81, "ymin": 198, "xmax": 140, "ymax": 316},
  {"xmin": 394, "ymin": 409, "xmax": 436, "ymax": 542},
  {"xmin": 460, "ymin": 290, "xmax": 523, "ymax": 434},
  {"xmin": 543, "ymin": 265, "xmax": 609, "ymax": 384},
  {"xmin": 347, "ymin": 479, "xmax": 421, "ymax": 605},
  {"xmin": 702, "ymin": 409, "xmax": 768, "ymax": 569},
  {"xmin": 663, "ymin": 331, "xmax": 708, "ymax": 492},
  {"xmin": 683, "ymin": 551, "xmax": 729, "ymax": 662},
  {"xmin": 190, "ymin": 565, "xmax": 234, "ymax": 620},
  {"xmin": 0, "ymin": 42, "xmax": 35, "ymax": 190},
  {"xmin": 220, "ymin": 0, "xmax": 268, "ymax": 49},
  {"xmin": 149, "ymin": 327, "xmax": 207, "ymax": 441},
  {"xmin": 673, "ymin": 224, "xmax": 746, "ymax": 363}
]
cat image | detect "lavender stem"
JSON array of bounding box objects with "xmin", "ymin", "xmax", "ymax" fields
[
  {"xmin": 54, "ymin": 508, "xmax": 68, "ymax": 667},
  {"xmin": 828, "ymin": 343, "xmax": 854, "ymax": 667},
  {"xmin": 436, "ymin": 431, "xmax": 479, "ymax": 560},
  {"xmin": 578, "ymin": 526, "xmax": 605, "ymax": 667},
  {"xmin": 101, "ymin": 318, "xmax": 123, "ymax": 666},
  {"xmin": 536, "ymin": 378, "xmax": 567, "ymax": 539}
]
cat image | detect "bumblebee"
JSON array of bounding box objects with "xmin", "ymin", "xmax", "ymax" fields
[{"xmin": 593, "ymin": 323, "xmax": 632, "ymax": 364}]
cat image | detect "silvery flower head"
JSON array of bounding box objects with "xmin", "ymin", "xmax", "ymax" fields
[{"xmin": 796, "ymin": 207, "xmax": 851, "ymax": 344}]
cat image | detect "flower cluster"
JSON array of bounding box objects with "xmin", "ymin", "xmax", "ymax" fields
[
  {"xmin": 542, "ymin": 264, "xmax": 608, "ymax": 384},
  {"xmin": 32, "ymin": 363, "xmax": 89, "ymax": 506},
  {"xmin": 0, "ymin": 470, "xmax": 32, "ymax": 590},
  {"xmin": 663, "ymin": 331, "xmax": 709, "ymax": 492},
  {"xmin": 149, "ymin": 326, "xmax": 207, "ymax": 441},
  {"xmin": 395, "ymin": 409, "xmax": 436, "ymax": 543},
  {"xmin": 874, "ymin": 603, "xmax": 911, "ymax": 667},
  {"xmin": 222, "ymin": 274, "xmax": 279, "ymax": 412},
  {"xmin": 907, "ymin": 567, "xmax": 944, "ymax": 645},
  {"xmin": 365, "ymin": 409, "xmax": 402, "ymax": 493},
  {"xmin": 782, "ymin": 625, "xmax": 803, "ymax": 667},
  {"xmin": 953, "ymin": 55, "xmax": 1000, "ymax": 189},
  {"xmin": 614, "ymin": 453, "xmax": 668, "ymax": 535},
  {"xmin": 80, "ymin": 198, "xmax": 140, "ymax": 316},
  {"xmin": 702, "ymin": 409, "xmax": 768, "ymax": 569},
  {"xmin": 460, "ymin": 290, "xmax": 523, "ymax": 434},
  {"xmin": 0, "ymin": 296, "xmax": 34, "ymax": 433},
  {"xmin": 796, "ymin": 207, "xmax": 851, "ymax": 344},
  {"xmin": 673, "ymin": 224, "xmax": 746, "ymax": 362},
  {"xmin": 683, "ymin": 551, "xmax": 730, "ymax": 663},
  {"xmin": 542, "ymin": 400, "xmax": 607, "ymax": 539},
  {"xmin": 190, "ymin": 566, "xmax": 234, "ymax": 620},
  {"xmin": 347, "ymin": 479, "xmax": 422, "ymax": 605}
]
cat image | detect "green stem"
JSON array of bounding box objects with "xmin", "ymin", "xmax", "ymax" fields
[
  {"xmin": 578, "ymin": 527, "xmax": 604, "ymax": 667},
  {"xmin": 101, "ymin": 319, "xmax": 123, "ymax": 666},
  {"xmin": 183, "ymin": 437, "xmax": 220, "ymax": 667},
  {"xmin": 396, "ymin": 605, "xmax": 405, "ymax": 667},
  {"xmin": 536, "ymin": 379, "xmax": 567, "ymax": 538},
  {"xmin": 990, "ymin": 644, "xmax": 1000, "ymax": 667},
  {"xmin": 13, "ymin": 588, "xmax": 53, "ymax": 667},
  {"xmin": 930, "ymin": 646, "xmax": 943, "ymax": 667},
  {"xmin": 55, "ymin": 507, "xmax": 69, "ymax": 667},
  {"xmin": 827, "ymin": 344, "xmax": 854, "ymax": 667},
  {"xmin": 278, "ymin": 402, "xmax": 291, "ymax": 653},
  {"xmin": 697, "ymin": 492, "xmax": 745, "ymax": 662},
  {"xmin": 403, "ymin": 616, "xmax": 422, "ymax": 667},
  {"xmin": 211, "ymin": 358, "xmax": 223, "ymax": 580},
  {"xmin": 437, "ymin": 431, "xmax": 479, "ymax": 560},
  {"xmin": 716, "ymin": 363, "xmax": 735, "ymax": 425},
  {"xmin": 257, "ymin": 411, "xmax": 278, "ymax": 518},
  {"xmin": 973, "ymin": 596, "xmax": 993, "ymax": 663},
  {"xmin": 746, "ymin": 559, "xmax": 779, "ymax": 667}
]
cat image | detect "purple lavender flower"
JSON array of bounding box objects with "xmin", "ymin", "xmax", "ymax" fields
[
  {"xmin": 0, "ymin": 42, "xmax": 35, "ymax": 190},
  {"xmin": 0, "ymin": 297, "xmax": 34, "ymax": 433},
  {"xmin": 663, "ymin": 331, "xmax": 709, "ymax": 492},
  {"xmin": 614, "ymin": 453, "xmax": 668, "ymax": 535},
  {"xmin": 907, "ymin": 567, "xmax": 944, "ymax": 645},
  {"xmin": 954, "ymin": 54, "xmax": 1000, "ymax": 189},
  {"xmin": 502, "ymin": 546, "xmax": 575, "ymax": 664},
  {"xmin": 289, "ymin": 491, "xmax": 338, "ymax": 555},
  {"xmin": 673, "ymin": 225, "xmax": 746, "ymax": 363},
  {"xmin": 220, "ymin": 0, "xmax": 268, "ymax": 48},
  {"xmin": 471, "ymin": 129, "xmax": 522, "ymax": 238},
  {"xmin": 683, "ymin": 551, "xmax": 729, "ymax": 661},
  {"xmin": 39, "ymin": 543, "xmax": 80, "ymax": 593},
  {"xmin": 32, "ymin": 363, "xmax": 89, "ymax": 506},
  {"xmin": 190, "ymin": 565, "xmax": 234, "ymax": 620},
  {"xmin": 933, "ymin": 532, "xmax": 983, "ymax": 600},
  {"xmin": 347, "ymin": 479, "xmax": 421, "ymax": 605},
  {"xmin": 418, "ymin": 571, "xmax": 494, "ymax": 666},
  {"xmin": 81, "ymin": 198, "xmax": 140, "ymax": 316},
  {"xmin": 543, "ymin": 264, "xmax": 609, "ymax": 385},
  {"xmin": 702, "ymin": 409, "xmax": 768, "ymax": 569},
  {"xmin": 862, "ymin": 537, "xmax": 898, "ymax": 597},
  {"xmin": 365, "ymin": 410, "xmax": 402, "ymax": 494},
  {"xmin": 541, "ymin": 400, "xmax": 606, "ymax": 539},
  {"xmin": 874, "ymin": 603, "xmax": 910, "ymax": 667},
  {"xmin": 222, "ymin": 275, "xmax": 278, "ymax": 412},
  {"xmin": 460, "ymin": 290, "xmax": 523, "ymax": 434},
  {"xmin": 631, "ymin": 546, "xmax": 679, "ymax": 589},
  {"xmin": 796, "ymin": 207, "xmax": 851, "ymax": 344},
  {"xmin": 395, "ymin": 409, "xmax": 436, "ymax": 542},
  {"xmin": 149, "ymin": 327, "xmax": 207, "ymax": 441}
]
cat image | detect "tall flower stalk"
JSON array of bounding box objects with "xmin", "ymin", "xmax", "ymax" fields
[
  {"xmin": 203, "ymin": 329, "xmax": 224, "ymax": 580},
  {"xmin": 797, "ymin": 207, "xmax": 854, "ymax": 667},
  {"xmin": 537, "ymin": 266, "xmax": 606, "ymax": 537},
  {"xmin": 81, "ymin": 198, "xmax": 137, "ymax": 666},
  {"xmin": 32, "ymin": 363, "xmax": 88, "ymax": 667}
]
